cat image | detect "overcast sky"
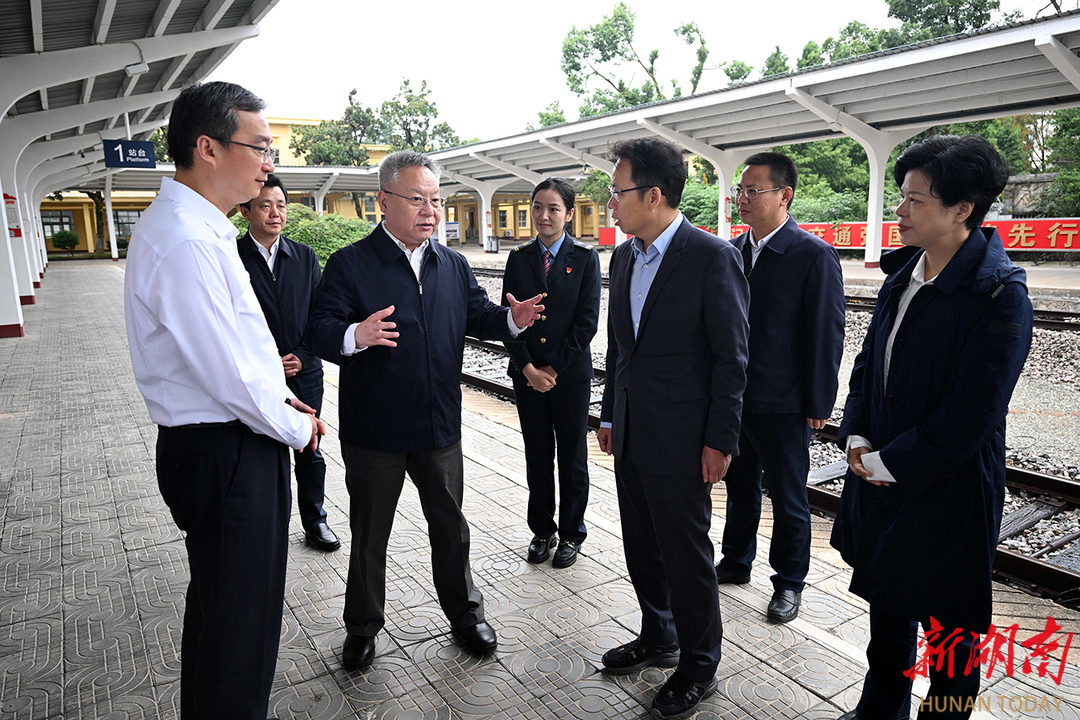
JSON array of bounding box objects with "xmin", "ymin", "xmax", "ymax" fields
[{"xmin": 208, "ymin": 0, "xmax": 1056, "ymax": 143}]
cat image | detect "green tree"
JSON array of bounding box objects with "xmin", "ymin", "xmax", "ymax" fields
[
  {"xmin": 290, "ymin": 89, "xmax": 381, "ymax": 167},
  {"xmin": 723, "ymin": 60, "xmax": 753, "ymax": 84},
  {"xmin": 680, "ymin": 181, "xmax": 720, "ymax": 230},
  {"xmin": 762, "ymin": 46, "xmax": 790, "ymax": 77},
  {"xmin": 290, "ymin": 119, "xmax": 369, "ymax": 166},
  {"xmin": 1039, "ymin": 108, "xmax": 1080, "ymax": 216},
  {"xmin": 81, "ymin": 190, "xmax": 106, "ymax": 252},
  {"xmin": 773, "ymin": 138, "xmax": 870, "ymax": 193},
  {"xmin": 152, "ymin": 127, "xmax": 170, "ymax": 163},
  {"xmin": 379, "ymin": 79, "xmax": 460, "ymax": 152},
  {"xmin": 527, "ymin": 101, "xmax": 567, "ymax": 131},
  {"xmin": 50, "ymin": 229, "xmax": 78, "ymax": 252},
  {"xmin": 943, "ymin": 118, "xmax": 1029, "ymax": 174},
  {"xmin": 886, "ymin": 0, "xmax": 1002, "ymax": 36},
  {"xmin": 580, "ymin": 169, "xmax": 611, "ymax": 206},
  {"xmin": 675, "ymin": 21, "xmax": 709, "ymax": 95},
  {"xmin": 797, "ymin": 41, "xmax": 825, "ymax": 69},
  {"xmin": 561, "ymin": 4, "xmax": 711, "ymax": 118},
  {"xmin": 822, "ymin": 21, "xmax": 915, "ymax": 62}
]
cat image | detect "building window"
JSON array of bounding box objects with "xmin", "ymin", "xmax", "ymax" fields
[
  {"xmin": 366, "ymin": 215, "xmax": 377, "ymax": 224},
  {"xmin": 518, "ymin": 209, "xmax": 528, "ymax": 228},
  {"xmin": 499, "ymin": 210, "xmax": 508, "ymax": 228},
  {"xmin": 40, "ymin": 210, "xmax": 75, "ymax": 238},
  {"xmin": 271, "ymin": 147, "xmax": 281, "ymax": 165},
  {"xmin": 363, "ymin": 195, "xmax": 376, "ymax": 213},
  {"xmin": 113, "ymin": 210, "xmax": 142, "ymax": 240}
]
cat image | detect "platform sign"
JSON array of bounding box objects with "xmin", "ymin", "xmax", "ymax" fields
[
  {"xmin": 445, "ymin": 222, "xmax": 460, "ymax": 241},
  {"xmin": 729, "ymin": 218, "xmax": 1080, "ymax": 251},
  {"xmin": 103, "ymin": 139, "xmax": 156, "ymax": 169}
]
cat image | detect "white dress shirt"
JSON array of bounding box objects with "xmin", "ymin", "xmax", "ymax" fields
[
  {"xmin": 341, "ymin": 229, "xmax": 523, "ymax": 355},
  {"xmin": 848, "ymin": 253, "xmax": 934, "ymax": 483},
  {"xmin": 255, "ymin": 235, "xmax": 280, "ymax": 273},
  {"xmin": 746, "ymin": 217, "xmax": 786, "ymax": 270},
  {"xmin": 124, "ymin": 177, "xmax": 310, "ymax": 449}
]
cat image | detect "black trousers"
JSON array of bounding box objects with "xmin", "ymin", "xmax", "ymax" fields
[
  {"xmin": 857, "ymin": 607, "xmax": 981, "ymax": 720},
  {"xmin": 719, "ymin": 412, "xmax": 812, "ymax": 592},
  {"xmin": 341, "ymin": 441, "xmax": 484, "ymax": 637},
  {"xmin": 512, "ymin": 376, "xmax": 591, "ymax": 544},
  {"xmin": 286, "ymin": 370, "xmax": 327, "ymax": 528},
  {"xmin": 614, "ymin": 457, "xmax": 723, "ymax": 683},
  {"xmin": 156, "ymin": 422, "xmax": 290, "ymax": 720}
]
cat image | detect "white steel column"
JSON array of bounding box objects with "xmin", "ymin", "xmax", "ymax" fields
[
  {"xmin": 105, "ymin": 174, "xmax": 119, "ymax": 261},
  {"xmin": 0, "ymin": 90, "xmax": 178, "ymax": 302},
  {"xmin": 785, "ymin": 87, "xmax": 925, "ymax": 267},
  {"xmin": 442, "ymin": 171, "xmax": 506, "ymax": 249},
  {"xmin": 313, "ymin": 171, "xmax": 339, "ymax": 216},
  {"xmin": 0, "ymin": 171, "xmax": 25, "ymax": 336}
]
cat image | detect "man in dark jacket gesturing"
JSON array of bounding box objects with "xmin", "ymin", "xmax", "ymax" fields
[{"xmin": 305, "ymin": 150, "xmax": 543, "ymax": 671}]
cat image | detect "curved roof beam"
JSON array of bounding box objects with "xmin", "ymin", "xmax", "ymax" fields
[
  {"xmin": 0, "ymin": 24, "xmax": 260, "ymax": 117},
  {"xmin": 538, "ymin": 138, "xmax": 609, "ymax": 173},
  {"xmin": 468, "ymin": 152, "xmax": 545, "ymax": 186},
  {"xmin": 1036, "ymin": 34, "xmax": 1080, "ymax": 92}
]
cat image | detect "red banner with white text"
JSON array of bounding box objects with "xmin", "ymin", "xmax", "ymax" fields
[{"xmin": 729, "ymin": 219, "xmax": 1080, "ymax": 251}]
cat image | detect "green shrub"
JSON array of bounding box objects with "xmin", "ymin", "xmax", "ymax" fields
[
  {"xmin": 50, "ymin": 230, "xmax": 79, "ymax": 252},
  {"xmin": 231, "ymin": 203, "xmax": 373, "ymax": 267}
]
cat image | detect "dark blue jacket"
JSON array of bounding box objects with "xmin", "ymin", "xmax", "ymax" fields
[
  {"xmin": 730, "ymin": 216, "xmax": 845, "ymax": 418},
  {"xmin": 600, "ymin": 218, "xmax": 750, "ymax": 475},
  {"xmin": 501, "ymin": 235, "xmax": 601, "ymax": 385},
  {"xmin": 831, "ymin": 228, "xmax": 1033, "ymax": 632},
  {"xmin": 304, "ymin": 223, "xmax": 515, "ymax": 451},
  {"xmin": 236, "ymin": 232, "xmax": 322, "ymax": 377}
]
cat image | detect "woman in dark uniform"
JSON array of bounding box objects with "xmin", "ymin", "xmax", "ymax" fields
[
  {"xmin": 502, "ymin": 177, "xmax": 601, "ymax": 568},
  {"xmin": 832, "ymin": 135, "xmax": 1033, "ymax": 720}
]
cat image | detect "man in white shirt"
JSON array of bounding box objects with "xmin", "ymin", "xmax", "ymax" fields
[{"xmin": 124, "ymin": 81, "xmax": 324, "ymax": 720}]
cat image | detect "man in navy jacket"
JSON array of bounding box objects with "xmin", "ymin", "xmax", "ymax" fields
[
  {"xmin": 238, "ymin": 174, "xmax": 340, "ymax": 552},
  {"xmin": 715, "ymin": 153, "xmax": 845, "ymax": 624},
  {"xmin": 305, "ymin": 150, "xmax": 543, "ymax": 671}
]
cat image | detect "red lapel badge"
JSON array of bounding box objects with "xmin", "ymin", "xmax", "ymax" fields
[{"xmin": 566, "ymin": 267, "xmax": 572, "ymax": 273}]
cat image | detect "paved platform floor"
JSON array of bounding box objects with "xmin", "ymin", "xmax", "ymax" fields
[{"xmin": 1, "ymin": 259, "xmax": 1078, "ymax": 719}]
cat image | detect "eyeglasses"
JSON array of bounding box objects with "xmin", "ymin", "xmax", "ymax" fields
[
  {"xmin": 215, "ymin": 138, "xmax": 275, "ymax": 162},
  {"xmin": 608, "ymin": 185, "xmax": 654, "ymax": 202},
  {"xmin": 731, "ymin": 186, "xmax": 783, "ymax": 201},
  {"xmin": 382, "ymin": 189, "xmax": 445, "ymax": 209}
]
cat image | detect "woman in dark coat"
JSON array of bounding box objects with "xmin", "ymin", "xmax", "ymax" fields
[
  {"xmin": 501, "ymin": 177, "xmax": 601, "ymax": 569},
  {"xmin": 832, "ymin": 135, "xmax": 1033, "ymax": 720}
]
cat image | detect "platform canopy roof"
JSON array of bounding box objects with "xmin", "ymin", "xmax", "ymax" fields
[
  {"xmin": 70, "ymin": 9, "xmax": 1080, "ymax": 209},
  {"xmin": 1, "ymin": 0, "xmax": 280, "ymax": 199}
]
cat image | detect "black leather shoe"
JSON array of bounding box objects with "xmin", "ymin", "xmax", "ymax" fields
[
  {"xmin": 651, "ymin": 671, "xmax": 718, "ymax": 719},
  {"xmin": 714, "ymin": 563, "xmax": 750, "ymax": 585},
  {"xmin": 552, "ymin": 540, "xmax": 579, "ymax": 568},
  {"xmin": 767, "ymin": 589, "xmax": 801, "ymax": 623},
  {"xmin": 457, "ymin": 621, "xmax": 498, "ymax": 653},
  {"xmin": 527, "ymin": 535, "xmax": 557, "ymax": 563},
  {"xmin": 602, "ymin": 638, "xmax": 680, "ymax": 674},
  {"xmin": 342, "ymin": 633, "xmax": 376, "ymax": 670},
  {"xmin": 305, "ymin": 521, "xmax": 341, "ymax": 552}
]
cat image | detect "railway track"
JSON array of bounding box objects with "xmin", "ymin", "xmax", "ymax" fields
[
  {"xmin": 460, "ymin": 337, "xmax": 1080, "ymax": 604},
  {"xmin": 472, "ymin": 267, "xmax": 1080, "ymax": 331}
]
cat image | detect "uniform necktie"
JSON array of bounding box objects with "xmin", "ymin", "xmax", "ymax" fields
[{"xmin": 543, "ymin": 250, "xmax": 552, "ymax": 279}]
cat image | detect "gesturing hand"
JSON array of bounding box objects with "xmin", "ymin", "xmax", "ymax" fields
[
  {"xmin": 506, "ymin": 293, "xmax": 544, "ymax": 328},
  {"xmin": 355, "ymin": 305, "xmax": 399, "ymax": 348}
]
